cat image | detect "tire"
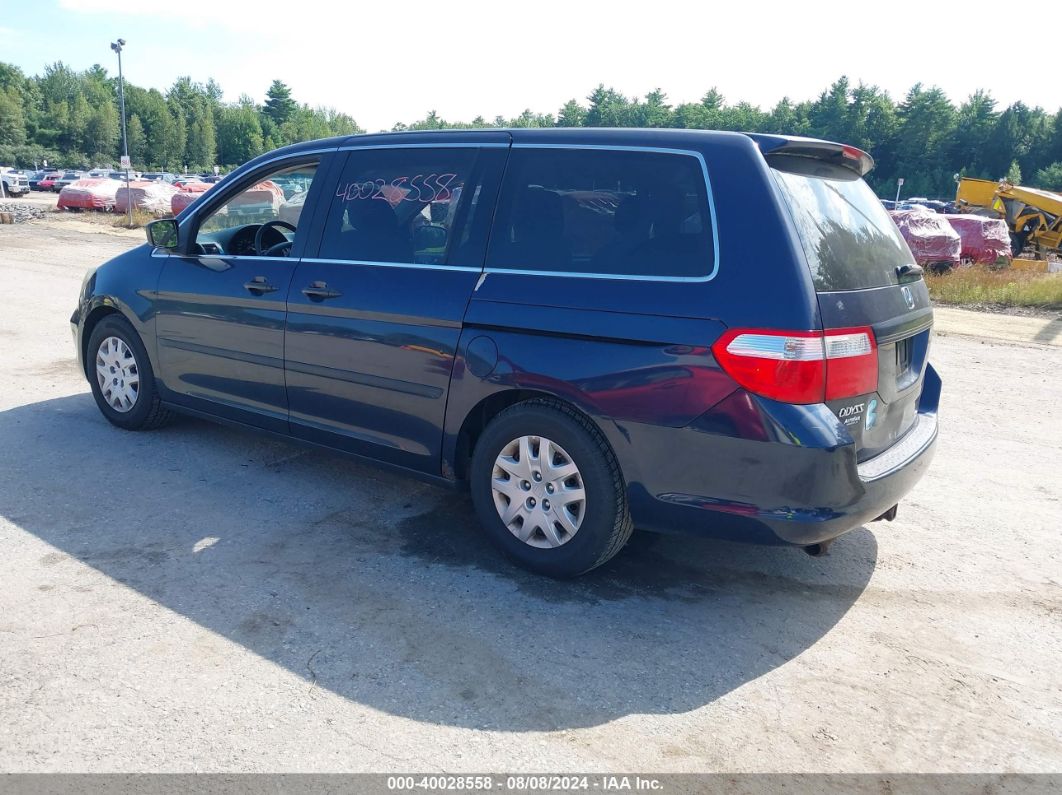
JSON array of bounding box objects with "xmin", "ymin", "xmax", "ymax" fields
[
  {"xmin": 469, "ymin": 399, "xmax": 633, "ymax": 577},
  {"xmin": 86, "ymin": 315, "xmax": 175, "ymax": 431}
]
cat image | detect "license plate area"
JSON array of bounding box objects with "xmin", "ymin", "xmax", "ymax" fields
[{"xmin": 895, "ymin": 336, "xmax": 914, "ymax": 385}]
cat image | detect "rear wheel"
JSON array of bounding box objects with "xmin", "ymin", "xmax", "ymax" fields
[
  {"xmin": 470, "ymin": 399, "xmax": 633, "ymax": 577},
  {"xmin": 87, "ymin": 315, "xmax": 174, "ymax": 431}
]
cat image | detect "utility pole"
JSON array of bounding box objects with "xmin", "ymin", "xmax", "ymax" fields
[{"xmin": 111, "ymin": 38, "xmax": 131, "ymax": 227}]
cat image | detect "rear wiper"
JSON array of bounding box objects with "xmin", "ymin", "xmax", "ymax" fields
[{"xmin": 896, "ymin": 263, "xmax": 924, "ymax": 283}]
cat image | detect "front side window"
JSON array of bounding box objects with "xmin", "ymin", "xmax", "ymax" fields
[
  {"xmin": 318, "ymin": 147, "xmax": 481, "ymax": 266},
  {"xmin": 485, "ymin": 148, "xmax": 715, "ymax": 278},
  {"xmin": 196, "ymin": 161, "xmax": 319, "ymax": 255}
]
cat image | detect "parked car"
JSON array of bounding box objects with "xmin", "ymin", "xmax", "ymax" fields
[
  {"xmin": 71, "ymin": 129, "xmax": 940, "ymax": 577},
  {"xmin": 889, "ymin": 208, "xmax": 962, "ymax": 273},
  {"xmin": 0, "ymin": 168, "xmax": 30, "ymax": 196},
  {"xmin": 26, "ymin": 170, "xmax": 47, "ymax": 189},
  {"xmin": 944, "ymin": 214, "xmax": 1012, "ymax": 265},
  {"xmin": 53, "ymin": 171, "xmax": 83, "ymax": 192},
  {"xmin": 905, "ymin": 198, "xmax": 950, "ymax": 214},
  {"xmin": 115, "ymin": 180, "xmax": 178, "ymax": 215},
  {"xmin": 37, "ymin": 172, "xmax": 62, "ymax": 191},
  {"xmin": 57, "ymin": 178, "xmax": 122, "ymax": 211},
  {"xmin": 141, "ymin": 172, "xmax": 177, "ymax": 184},
  {"xmin": 170, "ymin": 181, "xmax": 215, "ymax": 215}
]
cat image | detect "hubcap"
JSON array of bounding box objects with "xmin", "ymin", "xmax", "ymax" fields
[
  {"xmin": 95, "ymin": 336, "xmax": 140, "ymax": 413},
  {"xmin": 491, "ymin": 435, "xmax": 586, "ymax": 549}
]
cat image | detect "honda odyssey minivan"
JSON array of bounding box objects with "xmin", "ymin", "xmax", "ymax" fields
[{"xmin": 71, "ymin": 128, "xmax": 939, "ymax": 577}]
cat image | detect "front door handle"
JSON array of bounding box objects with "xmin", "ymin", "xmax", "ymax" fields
[
  {"xmin": 244, "ymin": 276, "xmax": 278, "ymax": 294},
  {"xmin": 302, "ymin": 281, "xmax": 342, "ymax": 300}
]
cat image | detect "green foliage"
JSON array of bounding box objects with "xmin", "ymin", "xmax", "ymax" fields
[
  {"xmin": 3, "ymin": 61, "xmax": 1059, "ymax": 198},
  {"xmin": 557, "ymin": 99, "xmax": 587, "ymax": 128},
  {"xmin": 1005, "ymin": 160, "xmax": 1022, "ymax": 185},
  {"xmin": 216, "ymin": 103, "xmax": 264, "ymax": 165},
  {"xmin": 127, "ymin": 114, "xmax": 146, "ymax": 163},
  {"xmin": 0, "ymin": 63, "xmax": 363, "ymax": 170},
  {"xmin": 0, "ymin": 88, "xmax": 27, "ymax": 146},
  {"xmin": 390, "ymin": 77, "xmax": 1059, "ymax": 198},
  {"xmin": 84, "ymin": 98, "xmax": 119, "ymax": 160},
  {"xmin": 263, "ymin": 79, "xmax": 296, "ymax": 126},
  {"xmin": 1033, "ymin": 162, "xmax": 1062, "ymax": 191}
]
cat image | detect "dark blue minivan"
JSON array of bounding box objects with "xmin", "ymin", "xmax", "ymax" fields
[{"xmin": 72, "ymin": 128, "xmax": 939, "ymax": 577}]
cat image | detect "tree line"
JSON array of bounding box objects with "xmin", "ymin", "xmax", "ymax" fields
[
  {"xmin": 0, "ymin": 62, "xmax": 361, "ymax": 175},
  {"xmin": 2, "ymin": 63, "xmax": 1061, "ymax": 197}
]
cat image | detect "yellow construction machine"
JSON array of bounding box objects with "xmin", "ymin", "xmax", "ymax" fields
[{"xmin": 955, "ymin": 177, "xmax": 1062, "ymax": 259}]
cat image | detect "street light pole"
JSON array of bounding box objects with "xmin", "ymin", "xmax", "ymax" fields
[{"xmin": 111, "ymin": 38, "xmax": 131, "ymax": 227}]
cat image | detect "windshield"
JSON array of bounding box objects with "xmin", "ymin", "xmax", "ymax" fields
[{"xmin": 771, "ymin": 155, "xmax": 913, "ymax": 291}]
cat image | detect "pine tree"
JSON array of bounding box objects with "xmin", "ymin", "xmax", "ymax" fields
[
  {"xmin": 263, "ymin": 80, "xmax": 296, "ymax": 125},
  {"xmin": 556, "ymin": 99, "xmax": 586, "ymax": 128}
]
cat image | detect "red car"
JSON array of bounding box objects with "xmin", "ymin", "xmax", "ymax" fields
[
  {"xmin": 37, "ymin": 172, "xmax": 62, "ymax": 191},
  {"xmin": 944, "ymin": 214, "xmax": 1012, "ymax": 265},
  {"xmin": 889, "ymin": 208, "xmax": 961, "ymax": 273}
]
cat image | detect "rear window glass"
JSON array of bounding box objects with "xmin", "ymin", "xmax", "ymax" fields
[
  {"xmin": 770, "ymin": 155, "xmax": 913, "ymax": 291},
  {"xmin": 486, "ymin": 148, "xmax": 714, "ymax": 278}
]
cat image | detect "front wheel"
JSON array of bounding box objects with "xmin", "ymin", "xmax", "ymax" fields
[
  {"xmin": 86, "ymin": 315, "xmax": 174, "ymax": 431},
  {"xmin": 470, "ymin": 399, "xmax": 633, "ymax": 577}
]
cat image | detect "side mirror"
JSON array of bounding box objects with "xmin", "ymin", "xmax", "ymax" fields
[{"xmin": 146, "ymin": 218, "xmax": 179, "ymax": 250}]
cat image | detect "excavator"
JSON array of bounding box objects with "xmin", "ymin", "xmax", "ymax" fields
[{"xmin": 954, "ymin": 177, "xmax": 1062, "ymax": 259}]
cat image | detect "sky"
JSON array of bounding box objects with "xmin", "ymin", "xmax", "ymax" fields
[{"xmin": 1, "ymin": 0, "xmax": 1056, "ymax": 132}]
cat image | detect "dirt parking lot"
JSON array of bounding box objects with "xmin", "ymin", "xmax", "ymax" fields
[{"xmin": 0, "ymin": 212, "xmax": 1059, "ymax": 773}]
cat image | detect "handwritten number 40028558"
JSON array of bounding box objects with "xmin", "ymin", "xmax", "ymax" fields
[{"xmin": 335, "ymin": 173, "xmax": 460, "ymax": 204}]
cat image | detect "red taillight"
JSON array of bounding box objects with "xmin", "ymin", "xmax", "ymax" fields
[
  {"xmin": 712, "ymin": 327, "xmax": 877, "ymax": 405},
  {"xmin": 822, "ymin": 328, "xmax": 878, "ymax": 399}
]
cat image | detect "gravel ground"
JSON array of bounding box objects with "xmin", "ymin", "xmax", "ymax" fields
[
  {"xmin": 0, "ymin": 215, "xmax": 1059, "ymax": 773},
  {"xmin": 0, "ymin": 200, "xmax": 47, "ymax": 223}
]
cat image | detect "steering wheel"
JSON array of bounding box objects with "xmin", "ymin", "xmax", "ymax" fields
[{"xmin": 253, "ymin": 219, "xmax": 296, "ymax": 256}]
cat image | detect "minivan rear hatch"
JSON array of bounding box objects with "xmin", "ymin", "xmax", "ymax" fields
[{"xmin": 762, "ymin": 138, "xmax": 933, "ymax": 461}]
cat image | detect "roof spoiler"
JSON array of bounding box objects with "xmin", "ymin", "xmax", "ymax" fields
[{"xmin": 747, "ymin": 134, "xmax": 875, "ymax": 177}]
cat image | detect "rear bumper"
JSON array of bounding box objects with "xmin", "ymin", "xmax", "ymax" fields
[
  {"xmin": 622, "ymin": 364, "xmax": 941, "ymax": 547},
  {"xmin": 762, "ymin": 411, "xmax": 937, "ymax": 545}
]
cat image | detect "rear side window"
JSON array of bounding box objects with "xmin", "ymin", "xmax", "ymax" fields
[
  {"xmin": 486, "ymin": 147, "xmax": 715, "ymax": 278},
  {"xmin": 318, "ymin": 147, "xmax": 483, "ymax": 267},
  {"xmin": 770, "ymin": 155, "xmax": 913, "ymax": 292}
]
